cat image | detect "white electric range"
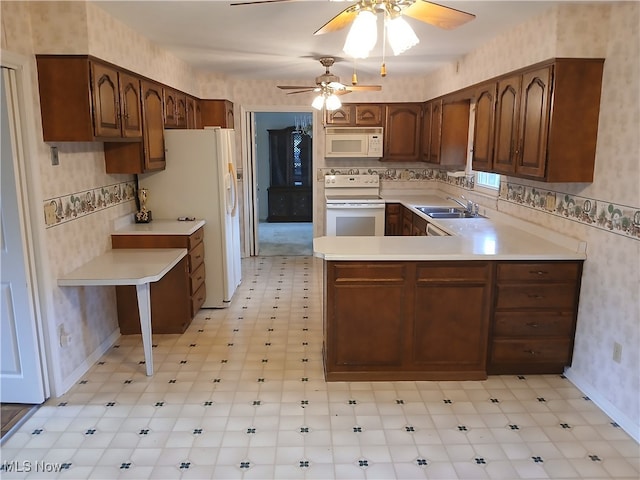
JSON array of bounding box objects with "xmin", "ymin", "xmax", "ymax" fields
[{"xmin": 324, "ymin": 174, "xmax": 385, "ymax": 236}]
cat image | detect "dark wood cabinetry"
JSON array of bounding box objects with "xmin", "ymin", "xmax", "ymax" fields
[
  {"xmin": 471, "ymin": 82, "xmax": 497, "ymax": 172},
  {"xmin": 324, "ymin": 260, "xmax": 492, "ymax": 381},
  {"xmin": 201, "ymin": 99, "xmax": 234, "ymax": 128},
  {"xmin": 385, "ymin": 203, "xmax": 402, "ymax": 236},
  {"xmin": 488, "ymin": 59, "xmax": 604, "ymax": 182},
  {"xmin": 163, "ymin": 88, "xmax": 187, "ymax": 128},
  {"xmin": 421, "ymin": 96, "xmax": 470, "ymax": 167},
  {"xmin": 104, "ymin": 80, "xmax": 166, "ymax": 173},
  {"xmin": 36, "ymin": 55, "xmax": 143, "ymax": 142},
  {"xmin": 383, "ymin": 103, "xmax": 422, "ymax": 162},
  {"xmin": 111, "ymin": 227, "xmax": 206, "ymax": 334},
  {"xmin": 488, "ymin": 261, "xmax": 583, "ymax": 374},
  {"xmin": 324, "ymin": 104, "xmax": 384, "ymax": 126},
  {"xmin": 267, "ymin": 126, "xmax": 312, "ymax": 222},
  {"xmin": 186, "ymin": 96, "xmax": 202, "ymax": 129}
]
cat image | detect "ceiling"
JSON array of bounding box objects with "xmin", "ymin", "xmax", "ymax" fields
[{"xmin": 92, "ymin": 0, "xmax": 573, "ymax": 83}]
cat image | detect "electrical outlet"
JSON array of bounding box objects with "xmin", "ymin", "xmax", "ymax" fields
[{"xmin": 613, "ymin": 342, "xmax": 622, "ymax": 363}]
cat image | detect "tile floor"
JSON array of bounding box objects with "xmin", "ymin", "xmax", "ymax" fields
[{"xmin": 1, "ymin": 256, "xmax": 638, "ymax": 479}]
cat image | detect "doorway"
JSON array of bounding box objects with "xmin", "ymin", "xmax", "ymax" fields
[{"xmin": 241, "ymin": 108, "xmax": 316, "ymax": 257}]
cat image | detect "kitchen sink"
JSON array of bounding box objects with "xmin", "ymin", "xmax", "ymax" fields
[{"xmin": 415, "ymin": 206, "xmax": 485, "ymax": 219}]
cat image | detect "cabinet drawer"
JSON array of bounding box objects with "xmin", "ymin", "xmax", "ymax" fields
[
  {"xmin": 493, "ymin": 312, "xmax": 575, "ymax": 337},
  {"xmin": 497, "ymin": 262, "xmax": 581, "ymax": 282},
  {"xmin": 188, "ymin": 227, "xmax": 204, "ymax": 250},
  {"xmin": 191, "ymin": 282, "xmax": 206, "ymax": 316},
  {"xmin": 495, "ymin": 284, "xmax": 577, "ymax": 309},
  {"xmin": 490, "ymin": 338, "xmax": 572, "ymax": 364},
  {"xmin": 188, "ymin": 241, "xmax": 205, "ymax": 272},
  {"xmin": 190, "ymin": 262, "xmax": 206, "ymax": 295},
  {"xmin": 331, "ymin": 262, "xmax": 406, "ymax": 283}
]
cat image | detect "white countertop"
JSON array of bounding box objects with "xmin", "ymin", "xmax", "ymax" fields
[
  {"xmin": 112, "ymin": 219, "xmax": 205, "ymax": 236},
  {"xmin": 58, "ymin": 248, "xmax": 188, "ymax": 286},
  {"xmin": 314, "ymin": 194, "xmax": 586, "ymax": 261}
]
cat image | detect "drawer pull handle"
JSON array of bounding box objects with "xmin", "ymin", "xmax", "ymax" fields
[
  {"xmin": 530, "ymin": 270, "xmax": 548, "ymax": 275},
  {"xmin": 527, "ymin": 294, "xmax": 545, "ymax": 299},
  {"xmin": 525, "ymin": 322, "xmax": 539, "ymax": 328},
  {"xmin": 524, "ymin": 349, "xmax": 540, "ymax": 355}
]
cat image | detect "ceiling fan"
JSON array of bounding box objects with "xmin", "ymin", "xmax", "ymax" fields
[
  {"xmin": 230, "ymin": 1, "xmax": 475, "ymax": 33},
  {"xmin": 277, "ymin": 57, "xmax": 382, "ymax": 96}
]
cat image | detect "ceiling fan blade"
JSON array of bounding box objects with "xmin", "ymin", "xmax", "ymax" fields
[
  {"xmin": 335, "ymin": 90, "xmax": 352, "ymax": 96},
  {"xmin": 278, "ymin": 85, "xmax": 316, "ymax": 90},
  {"xmin": 286, "ymin": 89, "xmax": 317, "ymax": 95},
  {"xmin": 314, "ymin": 5, "xmax": 359, "ymax": 35},
  {"xmin": 403, "ymin": 1, "xmax": 475, "ymax": 30},
  {"xmin": 346, "ymin": 85, "xmax": 382, "ymax": 91}
]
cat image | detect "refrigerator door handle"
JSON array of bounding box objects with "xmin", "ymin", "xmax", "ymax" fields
[{"xmin": 227, "ymin": 162, "xmax": 238, "ymax": 216}]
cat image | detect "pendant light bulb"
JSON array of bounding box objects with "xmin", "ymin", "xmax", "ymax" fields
[
  {"xmin": 386, "ymin": 15, "xmax": 419, "ymax": 56},
  {"xmin": 343, "ymin": 9, "xmax": 377, "ymax": 59},
  {"xmin": 312, "ymin": 94, "xmax": 325, "ymax": 110},
  {"xmin": 325, "ymin": 94, "xmax": 342, "ymax": 111}
]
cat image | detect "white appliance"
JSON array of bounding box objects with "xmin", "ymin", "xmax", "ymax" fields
[
  {"xmin": 139, "ymin": 128, "xmax": 241, "ymax": 308},
  {"xmin": 325, "ymin": 127, "xmax": 383, "ymax": 158},
  {"xmin": 325, "ymin": 174, "xmax": 385, "ymax": 236}
]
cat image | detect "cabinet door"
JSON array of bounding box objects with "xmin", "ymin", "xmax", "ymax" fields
[
  {"xmin": 175, "ymin": 92, "xmax": 187, "ymax": 128},
  {"xmin": 385, "ymin": 203, "xmax": 402, "ymax": 236},
  {"xmin": 384, "ymin": 103, "xmax": 422, "ymax": 161},
  {"xmin": 119, "ymin": 72, "xmax": 143, "ymax": 138},
  {"xmin": 516, "ymin": 66, "xmax": 551, "ymax": 179},
  {"xmin": 471, "ymin": 83, "xmax": 496, "ymax": 172},
  {"xmin": 440, "ymin": 99, "xmax": 471, "ymax": 167},
  {"xmin": 186, "ymin": 96, "xmax": 200, "ymax": 129},
  {"xmin": 412, "ymin": 263, "xmax": 491, "ymax": 371},
  {"xmin": 141, "ymin": 81, "xmax": 166, "ymax": 171},
  {"xmin": 91, "ymin": 63, "xmax": 121, "ymax": 138},
  {"xmin": 324, "ymin": 105, "xmax": 354, "ymax": 125},
  {"xmin": 421, "ymin": 101, "xmax": 432, "ymax": 162},
  {"xmin": 201, "ymin": 99, "xmax": 234, "ymax": 128},
  {"xmin": 355, "ymin": 104, "xmax": 383, "ymax": 126},
  {"xmin": 493, "ymin": 76, "xmax": 520, "ymax": 174},
  {"xmin": 163, "ymin": 88, "xmax": 177, "ymax": 127},
  {"xmin": 428, "ymin": 99, "xmax": 442, "ymax": 164},
  {"xmin": 327, "ymin": 263, "xmax": 407, "ymax": 367}
]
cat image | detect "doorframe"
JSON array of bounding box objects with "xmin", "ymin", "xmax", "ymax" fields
[
  {"xmin": 1, "ymin": 50, "xmax": 56, "ymax": 399},
  {"xmin": 239, "ymin": 105, "xmax": 319, "ymax": 257}
]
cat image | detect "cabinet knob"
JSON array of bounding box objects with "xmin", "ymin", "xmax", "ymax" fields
[
  {"xmin": 527, "ymin": 294, "xmax": 545, "ymax": 299},
  {"xmin": 530, "ymin": 270, "xmax": 548, "ymax": 276},
  {"xmin": 525, "ymin": 322, "xmax": 540, "ymax": 328},
  {"xmin": 524, "ymin": 349, "xmax": 540, "ymax": 355}
]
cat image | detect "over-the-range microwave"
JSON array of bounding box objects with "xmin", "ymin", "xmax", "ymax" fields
[{"xmin": 325, "ymin": 126, "xmax": 383, "ymax": 158}]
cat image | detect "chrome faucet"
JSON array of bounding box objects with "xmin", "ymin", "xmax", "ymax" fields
[{"xmin": 447, "ymin": 195, "xmax": 474, "ymax": 213}]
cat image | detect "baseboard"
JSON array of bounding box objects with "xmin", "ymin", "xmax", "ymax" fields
[
  {"xmin": 58, "ymin": 328, "xmax": 121, "ymax": 397},
  {"xmin": 564, "ymin": 367, "xmax": 640, "ymax": 443}
]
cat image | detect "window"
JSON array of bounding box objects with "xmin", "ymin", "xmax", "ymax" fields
[{"xmin": 476, "ymin": 171, "xmax": 500, "ymax": 190}]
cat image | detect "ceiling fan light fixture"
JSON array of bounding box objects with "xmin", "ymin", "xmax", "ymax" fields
[
  {"xmin": 386, "ymin": 15, "xmax": 419, "ymax": 55},
  {"xmin": 325, "ymin": 93, "xmax": 342, "ymax": 111},
  {"xmin": 343, "ymin": 9, "xmax": 377, "ymax": 59},
  {"xmin": 312, "ymin": 94, "xmax": 326, "ymax": 111}
]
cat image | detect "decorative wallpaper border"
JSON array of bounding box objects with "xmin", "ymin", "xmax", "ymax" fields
[
  {"xmin": 318, "ymin": 167, "xmax": 475, "ymax": 189},
  {"xmin": 43, "ymin": 181, "xmax": 136, "ymax": 228},
  {"xmin": 500, "ymin": 181, "xmax": 640, "ymax": 241}
]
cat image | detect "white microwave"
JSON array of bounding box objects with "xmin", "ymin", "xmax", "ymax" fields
[{"xmin": 325, "ymin": 127, "xmax": 383, "ymax": 158}]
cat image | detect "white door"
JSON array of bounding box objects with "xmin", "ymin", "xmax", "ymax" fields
[{"xmin": 1, "ymin": 67, "xmax": 46, "ymax": 404}]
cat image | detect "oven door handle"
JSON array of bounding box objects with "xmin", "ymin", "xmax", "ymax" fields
[{"xmin": 326, "ymin": 203, "xmax": 386, "ymax": 209}]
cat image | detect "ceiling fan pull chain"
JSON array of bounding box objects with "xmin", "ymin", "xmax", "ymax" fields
[{"xmin": 381, "ymin": 14, "xmax": 387, "ymax": 77}]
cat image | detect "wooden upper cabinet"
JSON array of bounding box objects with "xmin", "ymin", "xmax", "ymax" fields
[
  {"xmin": 439, "ymin": 98, "xmax": 471, "ymax": 167},
  {"xmin": 163, "ymin": 87, "xmax": 186, "ymax": 128},
  {"xmin": 104, "ymin": 80, "xmax": 165, "ymax": 173},
  {"xmin": 487, "ymin": 59, "xmax": 604, "ymax": 182},
  {"xmin": 36, "ymin": 56, "xmax": 143, "ymax": 142},
  {"xmin": 420, "ymin": 101, "xmax": 432, "ymax": 162},
  {"xmin": 424, "ymin": 99, "xmax": 442, "ymax": 164},
  {"xmin": 201, "ymin": 99, "xmax": 234, "ymax": 128},
  {"xmin": 186, "ymin": 96, "xmax": 202, "ymax": 129},
  {"xmin": 141, "ymin": 81, "xmax": 166, "ymax": 171},
  {"xmin": 383, "ymin": 103, "xmax": 422, "ymax": 162},
  {"xmin": 471, "ymin": 82, "xmax": 497, "ymax": 172},
  {"xmin": 325, "ymin": 103, "xmax": 383, "ymax": 126}
]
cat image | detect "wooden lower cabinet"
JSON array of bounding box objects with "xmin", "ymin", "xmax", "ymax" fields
[
  {"xmin": 324, "ymin": 259, "xmax": 583, "ymax": 380},
  {"xmin": 111, "ymin": 227, "xmax": 206, "ymax": 334},
  {"xmin": 487, "ymin": 261, "xmax": 583, "ymax": 374},
  {"xmin": 324, "ymin": 261, "xmax": 492, "ymax": 381},
  {"xmin": 385, "ymin": 203, "xmax": 402, "ymax": 236}
]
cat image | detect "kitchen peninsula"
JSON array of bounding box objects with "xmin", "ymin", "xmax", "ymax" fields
[{"xmin": 314, "ymin": 198, "xmax": 586, "ymax": 382}]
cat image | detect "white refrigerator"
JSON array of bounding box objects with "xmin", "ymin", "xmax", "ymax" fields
[{"xmin": 139, "ymin": 128, "xmax": 242, "ymax": 308}]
